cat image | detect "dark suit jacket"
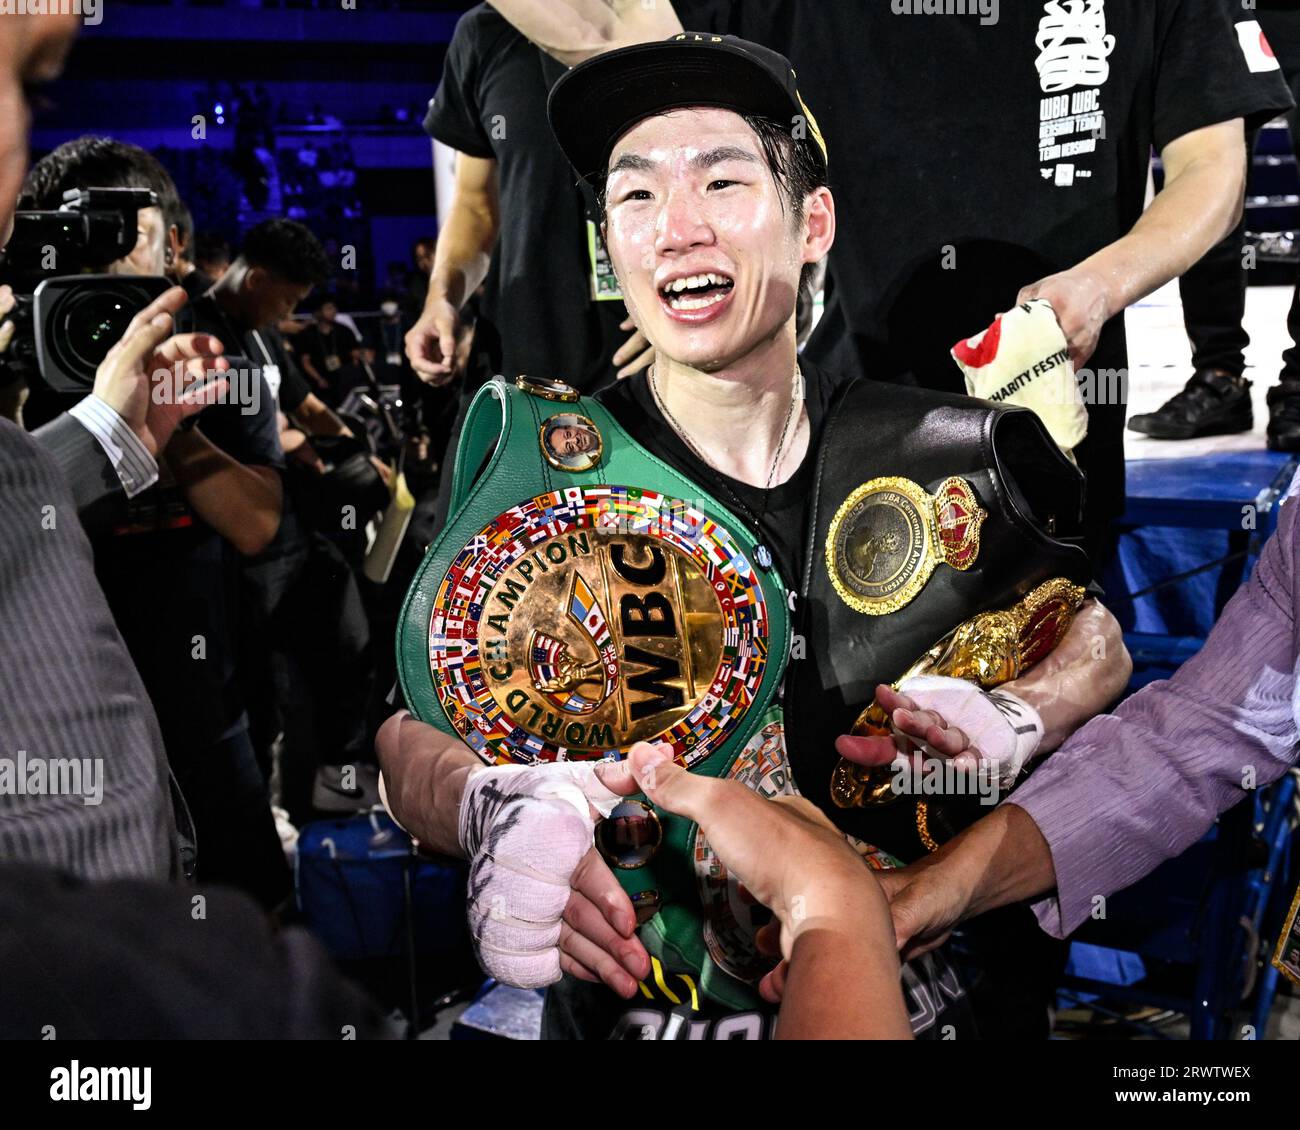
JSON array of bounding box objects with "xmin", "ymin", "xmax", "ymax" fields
[{"xmin": 0, "ymin": 415, "xmax": 176, "ymax": 879}]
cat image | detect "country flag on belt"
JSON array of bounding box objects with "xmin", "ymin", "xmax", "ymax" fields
[{"xmin": 571, "ymin": 573, "xmax": 611, "ymax": 647}]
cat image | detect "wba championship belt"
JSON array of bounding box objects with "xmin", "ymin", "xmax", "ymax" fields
[
  {"xmin": 397, "ymin": 376, "xmax": 790, "ymax": 994},
  {"xmin": 784, "ymin": 379, "xmax": 1093, "ymax": 860}
]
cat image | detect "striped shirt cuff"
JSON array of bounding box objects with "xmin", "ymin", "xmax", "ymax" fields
[{"xmin": 68, "ymin": 395, "xmax": 158, "ymax": 498}]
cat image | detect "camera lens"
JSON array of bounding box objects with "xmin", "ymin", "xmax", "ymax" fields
[{"xmin": 52, "ymin": 286, "xmax": 146, "ymax": 380}]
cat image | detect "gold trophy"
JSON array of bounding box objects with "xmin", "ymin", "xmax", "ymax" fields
[{"xmin": 830, "ymin": 577, "xmax": 1087, "ymax": 809}]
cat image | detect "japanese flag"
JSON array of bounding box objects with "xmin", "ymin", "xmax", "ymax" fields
[{"xmin": 1237, "ymin": 20, "xmax": 1281, "ymax": 74}]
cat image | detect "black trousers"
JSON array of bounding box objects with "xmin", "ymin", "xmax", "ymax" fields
[
  {"xmin": 172, "ymin": 724, "xmax": 291, "ymax": 910},
  {"xmin": 243, "ymin": 529, "xmax": 374, "ymax": 825},
  {"xmin": 1180, "ymin": 53, "xmax": 1300, "ymax": 382},
  {"xmin": 1178, "ymin": 126, "xmax": 1264, "ymax": 379}
]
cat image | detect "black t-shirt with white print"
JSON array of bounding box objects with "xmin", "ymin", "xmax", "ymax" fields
[
  {"xmin": 712, "ymin": 0, "xmax": 1294, "ymax": 532},
  {"xmin": 721, "ymin": 0, "xmax": 1293, "ymax": 345}
]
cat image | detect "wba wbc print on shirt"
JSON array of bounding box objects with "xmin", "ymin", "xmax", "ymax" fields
[{"xmin": 1036, "ymin": 0, "xmax": 1116, "ymax": 187}]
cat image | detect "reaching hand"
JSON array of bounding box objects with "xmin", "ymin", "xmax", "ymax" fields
[
  {"xmin": 627, "ymin": 741, "xmax": 895, "ymax": 1005},
  {"xmin": 91, "ymin": 285, "xmax": 229, "ymax": 456},
  {"xmin": 613, "ymin": 315, "xmax": 654, "ymax": 380},
  {"xmin": 405, "ymin": 297, "xmax": 461, "ymax": 386}
]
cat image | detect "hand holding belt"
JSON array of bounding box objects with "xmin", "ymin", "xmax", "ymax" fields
[{"xmin": 830, "ymin": 576, "xmax": 1087, "ymax": 809}]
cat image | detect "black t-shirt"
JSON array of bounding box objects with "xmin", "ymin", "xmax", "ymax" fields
[
  {"xmin": 425, "ymin": 3, "xmax": 667, "ymax": 392},
  {"xmin": 93, "ymin": 325, "xmax": 284, "ymax": 754},
  {"xmin": 596, "ymin": 363, "xmax": 841, "ymax": 591},
  {"xmin": 718, "ymin": 0, "xmax": 1292, "ymax": 345},
  {"xmin": 180, "ymin": 267, "xmax": 214, "ymax": 303},
  {"xmin": 710, "ymin": 0, "xmax": 1292, "ymax": 532},
  {"xmin": 188, "ymin": 296, "xmax": 312, "ymax": 417},
  {"xmin": 249, "ymin": 324, "xmax": 313, "ymax": 416},
  {"xmin": 294, "ymin": 321, "xmax": 357, "ymax": 388}
]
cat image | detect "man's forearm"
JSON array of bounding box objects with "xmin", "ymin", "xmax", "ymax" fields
[
  {"xmin": 166, "ymin": 429, "xmax": 282, "ymax": 555},
  {"xmin": 1076, "ymin": 121, "xmax": 1246, "ymax": 324},
  {"xmin": 292, "ymin": 393, "xmax": 350, "ymax": 439},
  {"xmin": 377, "ymin": 712, "xmax": 481, "ymax": 856},
  {"xmin": 1003, "ymin": 599, "xmax": 1131, "ymax": 754},
  {"xmin": 427, "ymin": 193, "xmax": 497, "ymax": 312},
  {"xmin": 492, "ymin": 0, "xmax": 682, "ymax": 66},
  {"xmin": 929, "ymin": 802, "xmax": 1058, "ymax": 919}
]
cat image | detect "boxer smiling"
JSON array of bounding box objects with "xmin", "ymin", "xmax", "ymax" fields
[{"xmin": 379, "ymin": 32, "xmax": 1130, "ymax": 1040}]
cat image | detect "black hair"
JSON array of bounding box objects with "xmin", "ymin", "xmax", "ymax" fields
[
  {"xmin": 20, "ymin": 134, "xmax": 185, "ymax": 239},
  {"xmin": 193, "ymin": 230, "xmax": 231, "ymax": 270},
  {"xmin": 239, "ymin": 218, "xmax": 331, "ymax": 287},
  {"xmin": 175, "ymin": 202, "xmax": 194, "ymax": 256},
  {"xmin": 593, "ymin": 111, "xmax": 826, "ymax": 296}
]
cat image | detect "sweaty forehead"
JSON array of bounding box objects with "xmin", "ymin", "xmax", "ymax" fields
[{"xmin": 608, "ymin": 107, "xmax": 761, "ymax": 172}]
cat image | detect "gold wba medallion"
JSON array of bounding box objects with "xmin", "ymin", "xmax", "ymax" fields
[
  {"xmin": 427, "ymin": 486, "xmax": 772, "ymax": 766},
  {"xmin": 827, "ymin": 476, "xmax": 986, "ymax": 616}
]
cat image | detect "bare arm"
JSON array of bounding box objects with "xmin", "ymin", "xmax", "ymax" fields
[
  {"xmin": 1021, "ymin": 119, "xmax": 1248, "ymax": 366},
  {"xmin": 290, "ymin": 391, "xmax": 351, "ymax": 438},
  {"xmin": 492, "ymin": 0, "xmax": 683, "ymax": 66},
  {"xmin": 164, "ymin": 429, "xmax": 283, "ymax": 556},
  {"xmin": 406, "ymin": 151, "xmax": 499, "ymax": 383},
  {"xmin": 375, "ymin": 710, "xmax": 480, "ymax": 856},
  {"xmin": 1001, "ymin": 598, "xmax": 1131, "ymax": 755},
  {"xmin": 428, "ymin": 151, "xmax": 499, "ymax": 312},
  {"xmin": 880, "ymin": 800, "xmax": 1058, "ymax": 961}
]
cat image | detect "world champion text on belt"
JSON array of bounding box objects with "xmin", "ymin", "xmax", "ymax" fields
[
  {"xmin": 426, "ymin": 485, "xmax": 772, "ymax": 766},
  {"xmin": 827, "ymin": 476, "xmax": 987, "ymax": 616}
]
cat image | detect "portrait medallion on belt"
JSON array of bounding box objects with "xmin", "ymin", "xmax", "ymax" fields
[
  {"xmin": 540, "ymin": 412, "xmax": 603, "ymax": 473},
  {"xmin": 827, "ymin": 476, "xmax": 987, "ymax": 616}
]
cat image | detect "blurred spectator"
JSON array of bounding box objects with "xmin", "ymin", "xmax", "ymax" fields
[
  {"xmin": 172, "ymin": 202, "xmax": 216, "ymax": 301},
  {"xmin": 404, "ymin": 235, "xmax": 435, "ymax": 322},
  {"xmin": 295, "ymin": 296, "xmax": 360, "ymax": 402},
  {"xmin": 190, "ymin": 220, "xmax": 381, "ymax": 825},
  {"xmin": 194, "ymin": 230, "xmax": 232, "ymax": 281}
]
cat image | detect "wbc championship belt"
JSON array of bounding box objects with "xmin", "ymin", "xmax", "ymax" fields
[{"xmin": 397, "ymin": 376, "xmax": 790, "ymax": 968}]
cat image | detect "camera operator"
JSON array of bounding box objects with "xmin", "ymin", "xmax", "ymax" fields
[
  {"xmin": 20, "ymin": 138, "xmax": 293, "ymax": 907},
  {"xmin": 0, "ymin": 17, "xmax": 237, "ymax": 881},
  {"xmin": 0, "ymin": 12, "xmax": 396, "ymax": 1044}
]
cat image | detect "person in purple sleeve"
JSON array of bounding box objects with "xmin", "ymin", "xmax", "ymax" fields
[{"xmin": 838, "ymin": 473, "xmax": 1300, "ymax": 957}]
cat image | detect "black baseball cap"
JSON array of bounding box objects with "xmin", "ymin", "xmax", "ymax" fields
[{"xmin": 547, "ymin": 32, "xmax": 829, "ymax": 186}]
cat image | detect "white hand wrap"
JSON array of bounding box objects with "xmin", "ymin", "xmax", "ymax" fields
[
  {"xmin": 457, "ymin": 761, "xmax": 622, "ymax": 989},
  {"xmin": 896, "ymin": 674, "xmax": 1044, "ymax": 790}
]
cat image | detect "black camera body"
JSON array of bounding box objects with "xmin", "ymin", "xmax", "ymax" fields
[{"xmin": 1, "ymin": 187, "xmax": 174, "ymax": 399}]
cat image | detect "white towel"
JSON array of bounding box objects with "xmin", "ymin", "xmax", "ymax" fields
[{"xmin": 951, "ymin": 298, "xmax": 1088, "ymax": 456}]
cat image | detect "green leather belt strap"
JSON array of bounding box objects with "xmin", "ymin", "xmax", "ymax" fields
[{"xmin": 396, "ymin": 377, "xmax": 791, "ymax": 1009}]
